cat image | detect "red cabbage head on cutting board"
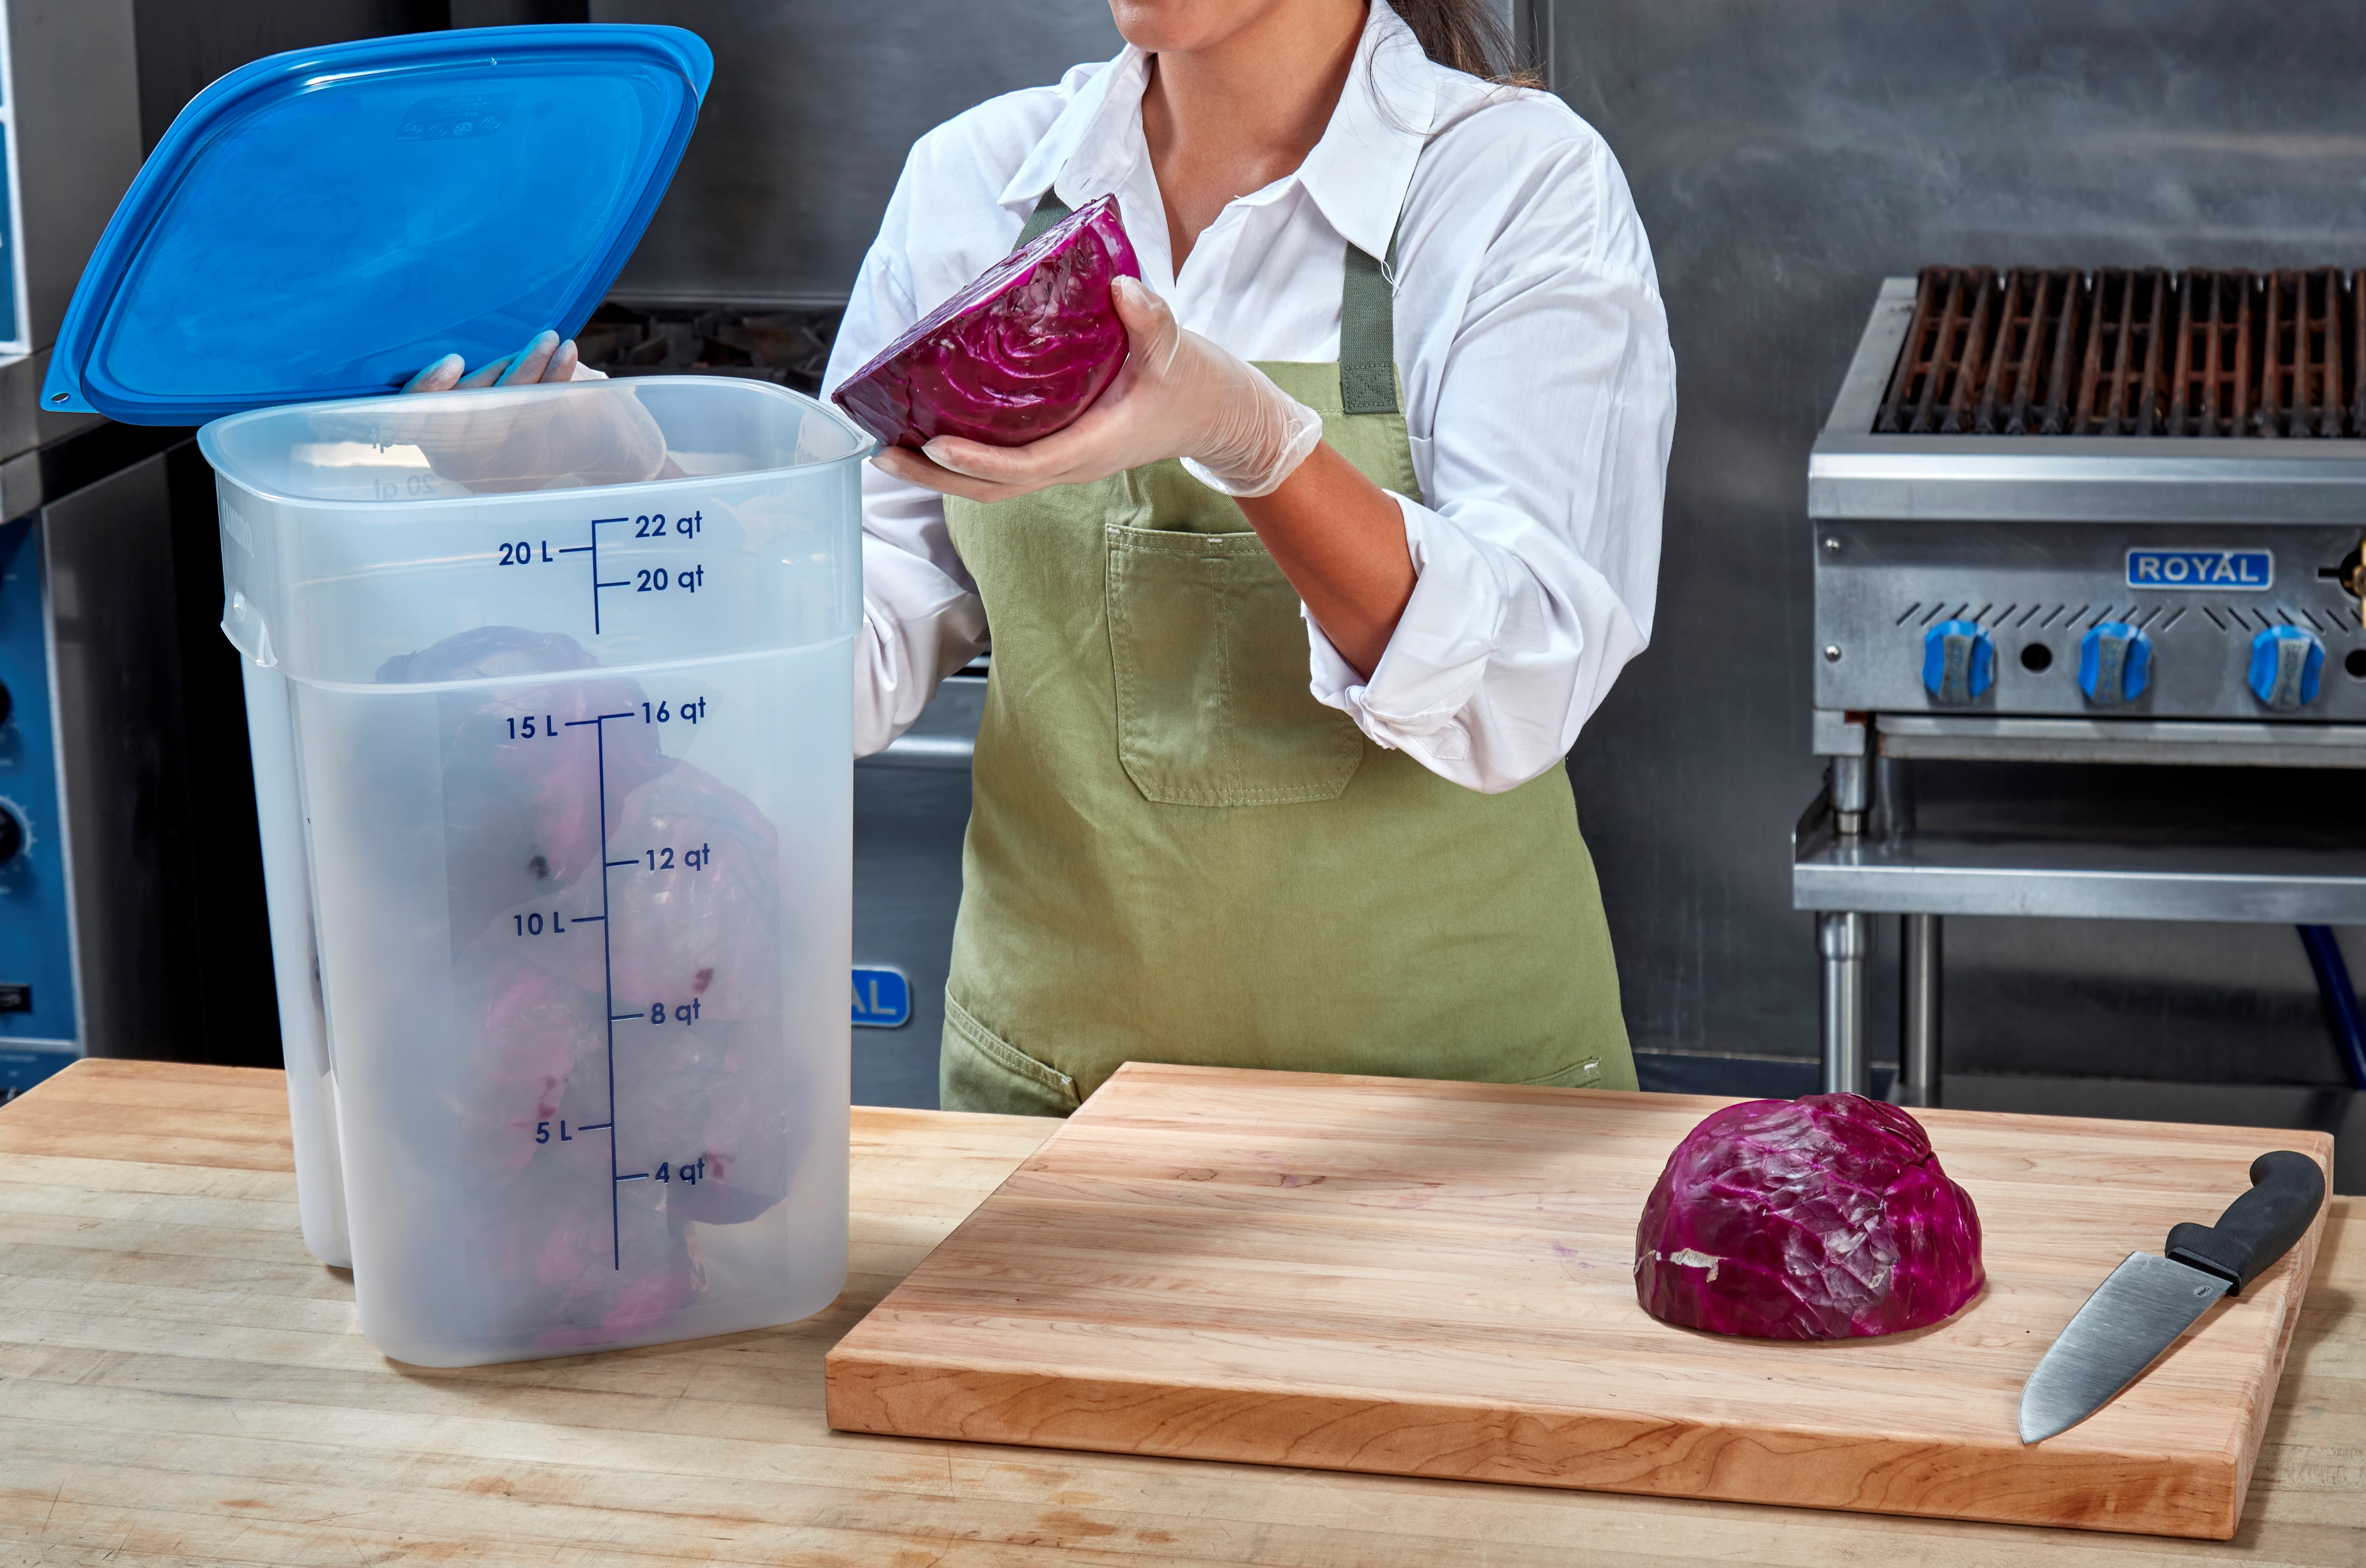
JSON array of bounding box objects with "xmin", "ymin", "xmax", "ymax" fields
[{"xmin": 1634, "ymin": 1092, "xmax": 1984, "ymax": 1339}]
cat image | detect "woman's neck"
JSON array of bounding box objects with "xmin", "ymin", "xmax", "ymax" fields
[{"xmin": 1138, "ymin": 0, "xmax": 1366, "ymax": 271}]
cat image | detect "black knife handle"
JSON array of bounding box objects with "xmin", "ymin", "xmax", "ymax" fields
[{"xmin": 2164, "ymin": 1151, "xmax": 2327, "ymax": 1296}]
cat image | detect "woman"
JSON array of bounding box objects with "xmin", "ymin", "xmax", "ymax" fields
[{"xmin": 422, "ymin": 0, "xmax": 1675, "ymax": 1116}]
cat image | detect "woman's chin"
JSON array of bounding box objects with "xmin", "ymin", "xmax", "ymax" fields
[{"xmin": 1108, "ymin": 0, "xmax": 1281, "ymax": 56}]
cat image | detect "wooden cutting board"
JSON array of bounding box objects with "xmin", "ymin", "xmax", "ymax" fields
[{"xmin": 825, "ymin": 1064, "xmax": 2333, "ymax": 1540}]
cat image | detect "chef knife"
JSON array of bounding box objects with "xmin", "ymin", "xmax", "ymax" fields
[{"xmin": 2018, "ymin": 1150, "xmax": 2325, "ymax": 1444}]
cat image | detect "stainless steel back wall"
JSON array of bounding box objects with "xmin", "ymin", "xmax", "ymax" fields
[
  {"xmin": 1555, "ymin": 0, "xmax": 2366, "ymax": 1081},
  {"xmin": 590, "ymin": 0, "xmax": 1123, "ymax": 306}
]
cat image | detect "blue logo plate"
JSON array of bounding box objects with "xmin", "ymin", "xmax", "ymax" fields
[
  {"xmin": 851, "ymin": 966, "xmax": 911, "ymax": 1029},
  {"xmin": 2126, "ymin": 548, "xmax": 2273, "ymax": 590}
]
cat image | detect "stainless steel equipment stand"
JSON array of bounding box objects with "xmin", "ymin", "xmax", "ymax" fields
[
  {"xmin": 1816, "ymin": 910, "xmax": 1875, "ymax": 1095},
  {"xmin": 1811, "ymin": 907, "xmax": 1939, "ymax": 1101},
  {"xmin": 1797, "ymin": 714, "xmax": 2366, "ymax": 1104},
  {"xmin": 1899, "ymin": 914, "xmax": 1942, "ymax": 1109}
]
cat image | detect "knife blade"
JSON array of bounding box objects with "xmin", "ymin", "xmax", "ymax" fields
[{"xmin": 2018, "ymin": 1150, "xmax": 2325, "ymax": 1444}]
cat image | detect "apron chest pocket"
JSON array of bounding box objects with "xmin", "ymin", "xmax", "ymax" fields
[{"xmin": 1104, "ymin": 522, "xmax": 1365, "ymax": 807}]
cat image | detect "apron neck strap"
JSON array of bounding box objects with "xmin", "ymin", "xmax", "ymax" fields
[
  {"xmin": 1017, "ymin": 190, "xmax": 1072, "ymax": 246},
  {"xmin": 1339, "ymin": 227, "xmax": 1400, "ymax": 415},
  {"xmin": 1014, "ymin": 190, "xmax": 1400, "ymax": 416}
]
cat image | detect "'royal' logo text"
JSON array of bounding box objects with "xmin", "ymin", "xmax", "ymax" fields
[{"xmin": 2125, "ymin": 549, "xmax": 2273, "ymax": 590}]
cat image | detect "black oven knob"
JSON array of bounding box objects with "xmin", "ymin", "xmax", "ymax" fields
[
  {"xmin": 2078, "ymin": 622, "xmax": 2153, "ymax": 705},
  {"xmin": 1922, "ymin": 619, "xmax": 1994, "ymax": 705},
  {"xmin": 2247, "ymin": 626, "xmax": 2324, "ymax": 711},
  {"xmin": 0, "ymin": 803, "xmax": 22, "ymax": 866}
]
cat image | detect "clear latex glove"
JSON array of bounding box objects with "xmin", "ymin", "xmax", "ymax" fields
[
  {"xmin": 875, "ymin": 275, "xmax": 1324, "ymax": 503},
  {"xmin": 401, "ymin": 327, "xmax": 581, "ymax": 393},
  {"xmin": 391, "ymin": 330, "xmax": 668, "ymax": 493}
]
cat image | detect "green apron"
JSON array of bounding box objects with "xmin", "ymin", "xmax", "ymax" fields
[{"xmin": 936, "ymin": 193, "xmax": 1635, "ymax": 1115}]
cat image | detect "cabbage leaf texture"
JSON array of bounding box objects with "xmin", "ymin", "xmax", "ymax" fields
[
  {"xmin": 1634, "ymin": 1092, "xmax": 1984, "ymax": 1339},
  {"xmin": 832, "ymin": 194, "xmax": 1140, "ymax": 449}
]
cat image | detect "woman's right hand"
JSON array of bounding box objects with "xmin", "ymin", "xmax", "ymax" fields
[
  {"xmin": 401, "ymin": 328, "xmax": 582, "ymax": 393},
  {"xmin": 875, "ymin": 276, "xmax": 1323, "ymax": 503}
]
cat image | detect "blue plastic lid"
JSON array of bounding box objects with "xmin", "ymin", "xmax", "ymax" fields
[{"xmin": 43, "ymin": 25, "xmax": 711, "ymax": 425}]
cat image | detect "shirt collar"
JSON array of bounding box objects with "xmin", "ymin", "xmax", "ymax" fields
[
  {"xmin": 996, "ymin": 48, "xmax": 1150, "ymax": 217},
  {"xmin": 1291, "ymin": 2, "xmax": 1436, "ymax": 259},
  {"xmin": 997, "ymin": 1, "xmax": 1437, "ymax": 259}
]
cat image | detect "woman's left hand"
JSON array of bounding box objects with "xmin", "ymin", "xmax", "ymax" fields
[
  {"xmin": 400, "ymin": 328, "xmax": 582, "ymax": 392},
  {"xmin": 875, "ymin": 275, "xmax": 1324, "ymax": 503},
  {"xmin": 386, "ymin": 329, "xmax": 669, "ymax": 493}
]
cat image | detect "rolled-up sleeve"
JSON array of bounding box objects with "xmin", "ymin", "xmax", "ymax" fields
[
  {"xmin": 824, "ymin": 159, "xmax": 991, "ymax": 759},
  {"xmin": 1307, "ymin": 134, "xmax": 1674, "ymax": 794},
  {"xmin": 850, "ymin": 471, "xmax": 988, "ymax": 758}
]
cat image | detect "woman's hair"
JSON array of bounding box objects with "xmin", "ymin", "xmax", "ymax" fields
[{"xmin": 1390, "ymin": 0, "xmax": 1540, "ymax": 85}]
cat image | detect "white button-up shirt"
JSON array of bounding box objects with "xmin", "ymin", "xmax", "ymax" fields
[{"xmin": 825, "ymin": 0, "xmax": 1674, "ymax": 793}]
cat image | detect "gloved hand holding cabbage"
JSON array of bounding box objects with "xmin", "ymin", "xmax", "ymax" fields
[{"xmin": 833, "ymin": 195, "xmax": 1324, "ymax": 502}]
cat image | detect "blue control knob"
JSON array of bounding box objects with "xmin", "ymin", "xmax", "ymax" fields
[
  {"xmin": 1921, "ymin": 619, "xmax": 1994, "ymax": 705},
  {"xmin": 2247, "ymin": 625, "xmax": 2324, "ymax": 711},
  {"xmin": 2078, "ymin": 622, "xmax": 2153, "ymax": 705}
]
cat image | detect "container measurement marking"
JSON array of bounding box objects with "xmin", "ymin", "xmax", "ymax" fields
[
  {"xmin": 578, "ymin": 515, "xmax": 631, "ymax": 635},
  {"xmin": 552, "ymin": 515, "xmax": 701, "ymax": 634},
  {"xmin": 562, "ymin": 706, "xmax": 644, "ymax": 1268}
]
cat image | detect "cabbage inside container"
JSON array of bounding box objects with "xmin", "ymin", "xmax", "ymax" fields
[
  {"xmin": 34, "ymin": 24, "xmax": 738, "ymax": 1315},
  {"xmin": 206, "ymin": 376, "xmax": 866, "ymax": 1366},
  {"xmin": 32, "ymin": 24, "xmax": 874, "ymax": 1366},
  {"xmin": 833, "ymin": 192, "xmax": 1141, "ymax": 449}
]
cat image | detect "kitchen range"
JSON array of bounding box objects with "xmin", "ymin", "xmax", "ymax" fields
[
  {"xmin": 1803, "ymin": 267, "xmax": 2366, "ymax": 1124},
  {"xmin": 0, "ymin": 0, "xmax": 274, "ymax": 1097}
]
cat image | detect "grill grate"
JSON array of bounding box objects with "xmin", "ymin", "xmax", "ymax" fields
[
  {"xmin": 1890, "ymin": 600, "xmax": 2360, "ymax": 637},
  {"xmin": 1875, "ymin": 267, "xmax": 2366, "ymax": 437}
]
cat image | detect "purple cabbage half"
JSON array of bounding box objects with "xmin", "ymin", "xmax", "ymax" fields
[
  {"xmin": 832, "ymin": 193, "xmax": 1141, "ymax": 450},
  {"xmin": 1634, "ymin": 1093, "xmax": 1984, "ymax": 1340}
]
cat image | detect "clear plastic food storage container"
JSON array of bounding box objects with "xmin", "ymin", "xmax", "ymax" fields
[{"xmin": 203, "ymin": 375, "xmax": 865, "ymax": 1365}]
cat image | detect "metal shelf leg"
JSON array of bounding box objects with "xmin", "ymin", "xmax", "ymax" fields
[
  {"xmin": 1819, "ymin": 911, "xmax": 1872, "ymax": 1095},
  {"xmin": 1900, "ymin": 913, "xmax": 1942, "ymax": 1108}
]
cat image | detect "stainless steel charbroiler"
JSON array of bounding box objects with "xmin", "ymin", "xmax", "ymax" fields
[
  {"xmin": 1799, "ymin": 269, "xmax": 2366, "ymax": 1101},
  {"xmin": 1816, "ymin": 269, "xmax": 2366, "ymax": 725}
]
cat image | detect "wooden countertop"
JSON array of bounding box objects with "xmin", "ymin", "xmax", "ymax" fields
[{"xmin": 2, "ymin": 1059, "xmax": 2360, "ymax": 1566}]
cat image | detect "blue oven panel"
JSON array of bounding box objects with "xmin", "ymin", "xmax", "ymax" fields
[{"xmin": 0, "ymin": 515, "xmax": 78, "ymax": 1088}]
